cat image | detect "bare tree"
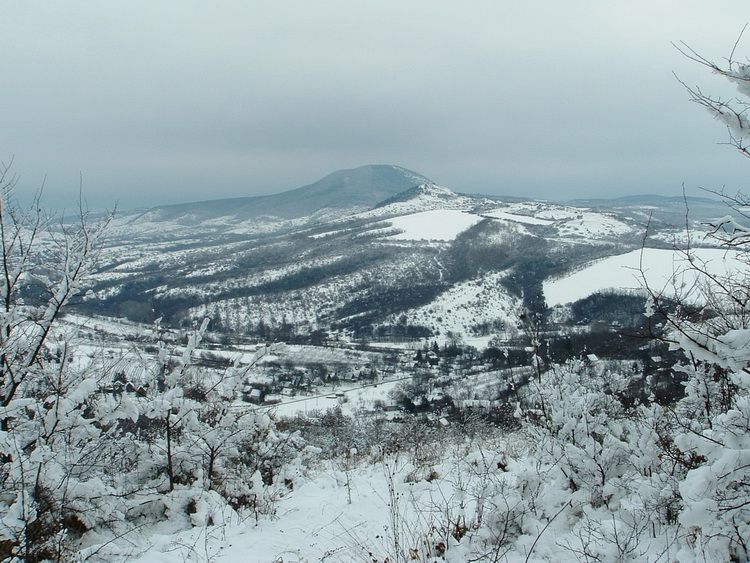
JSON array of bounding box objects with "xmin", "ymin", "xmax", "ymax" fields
[
  {"xmin": 0, "ymin": 161, "xmax": 116, "ymax": 560},
  {"xmin": 0, "ymin": 161, "xmax": 112, "ymax": 414},
  {"xmin": 633, "ymin": 36, "xmax": 750, "ymax": 561},
  {"xmin": 674, "ymin": 25, "xmax": 750, "ymax": 159}
]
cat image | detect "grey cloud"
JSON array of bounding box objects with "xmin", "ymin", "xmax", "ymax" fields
[{"xmin": 2, "ymin": 1, "xmax": 750, "ymax": 209}]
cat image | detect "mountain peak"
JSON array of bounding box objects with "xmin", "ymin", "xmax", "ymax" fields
[
  {"xmin": 289, "ymin": 165, "xmax": 432, "ymax": 210},
  {"xmin": 141, "ymin": 164, "xmax": 431, "ymax": 224},
  {"xmin": 374, "ymin": 183, "xmax": 458, "ymax": 208}
]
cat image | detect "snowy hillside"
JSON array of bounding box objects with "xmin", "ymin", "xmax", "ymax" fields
[
  {"xmin": 485, "ymin": 201, "xmax": 636, "ymax": 241},
  {"xmin": 83, "ymin": 166, "xmax": 734, "ymax": 346},
  {"xmin": 399, "ymin": 271, "xmax": 519, "ymax": 344},
  {"xmin": 544, "ymin": 247, "xmax": 749, "ymax": 306}
]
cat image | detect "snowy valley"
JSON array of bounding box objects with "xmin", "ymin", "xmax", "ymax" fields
[{"xmin": 2, "ymin": 164, "xmax": 749, "ymax": 562}]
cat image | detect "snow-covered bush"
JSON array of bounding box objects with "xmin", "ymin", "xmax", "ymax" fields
[
  {"xmin": 0, "ymin": 167, "xmax": 116, "ymax": 560},
  {"xmin": 643, "ymin": 242, "xmax": 750, "ymax": 560},
  {"xmin": 481, "ymin": 360, "xmax": 678, "ymax": 560},
  {"xmin": 0, "ymin": 169, "xmax": 307, "ymax": 559},
  {"xmin": 100, "ymin": 319, "xmax": 309, "ymax": 533},
  {"xmin": 471, "ymin": 40, "xmax": 750, "ymax": 562},
  {"xmin": 638, "ymin": 44, "xmax": 750, "ymax": 554}
]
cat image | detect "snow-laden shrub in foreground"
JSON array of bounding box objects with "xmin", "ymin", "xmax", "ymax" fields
[{"xmin": 0, "ymin": 317, "xmax": 308, "ymax": 561}]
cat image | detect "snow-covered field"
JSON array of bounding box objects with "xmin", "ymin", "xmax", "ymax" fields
[
  {"xmin": 554, "ymin": 211, "xmax": 632, "ymax": 238},
  {"xmin": 260, "ymin": 378, "xmax": 405, "ymax": 418},
  {"xmin": 484, "ymin": 209, "xmax": 553, "ymax": 226},
  {"xmin": 386, "ymin": 209, "xmax": 482, "ymax": 241},
  {"xmin": 484, "ymin": 202, "xmax": 636, "ymax": 241},
  {"xmin": 544, "ymin": 247, "xmax": 748, "ymax": 306}
]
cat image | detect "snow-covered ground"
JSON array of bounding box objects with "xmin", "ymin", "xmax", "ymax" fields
[
  {"xmin": 544, "ymin": 247, "xmax": 748, "ymax": 306},
  {"xmin": 350, "ymin": 183, "xmax": 483, "ymax": 222},
  {"xmin": 91, "ymin": 438, "xmax": 517, "ymax": 563},
  {"xmin": 484, "ymin": 202, "xmax": 636, "ymax": 241},
  {"xmin": 554, "ymin": 210, "xmax": 632, "ymax": 239},
  {"xmin": 258, "ymin": 378, "xmax": 405, "ymax": 418},
  {"xmin": 386, "ymin": 209, "xmax": 483, "ymax": 242},
  {"xmin": 401, "ymin": 271, "xmax": 518, "ymax": 339},
  {"xmin": 484, "ymin": 209, "xmax": 553, "ymax": 226}
]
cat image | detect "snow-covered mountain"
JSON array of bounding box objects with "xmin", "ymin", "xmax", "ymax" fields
[
  {"xmin": 130, "ymin": 164, "xmax": 431, "ymax": 225},
  {"xmin": 83, "ymin": 166, "xmax": 735, "ymax": 343}
]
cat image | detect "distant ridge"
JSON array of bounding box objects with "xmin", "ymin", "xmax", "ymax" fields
[
  {"xmin": 564, "ymin": 193, "xmax": 732, "ymax": 228},
  {"xmin": 569, "ymin": 194, "xmax": 720, "ymax": 205},
  {"xmin": 146, "ymin": 165, "xmax": 431, "ymax": 223}
]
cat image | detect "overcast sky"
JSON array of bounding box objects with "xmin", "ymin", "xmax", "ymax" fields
[{"xmin": 3, "ymin": 2, "xmax": 750, "ymax": 210}]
